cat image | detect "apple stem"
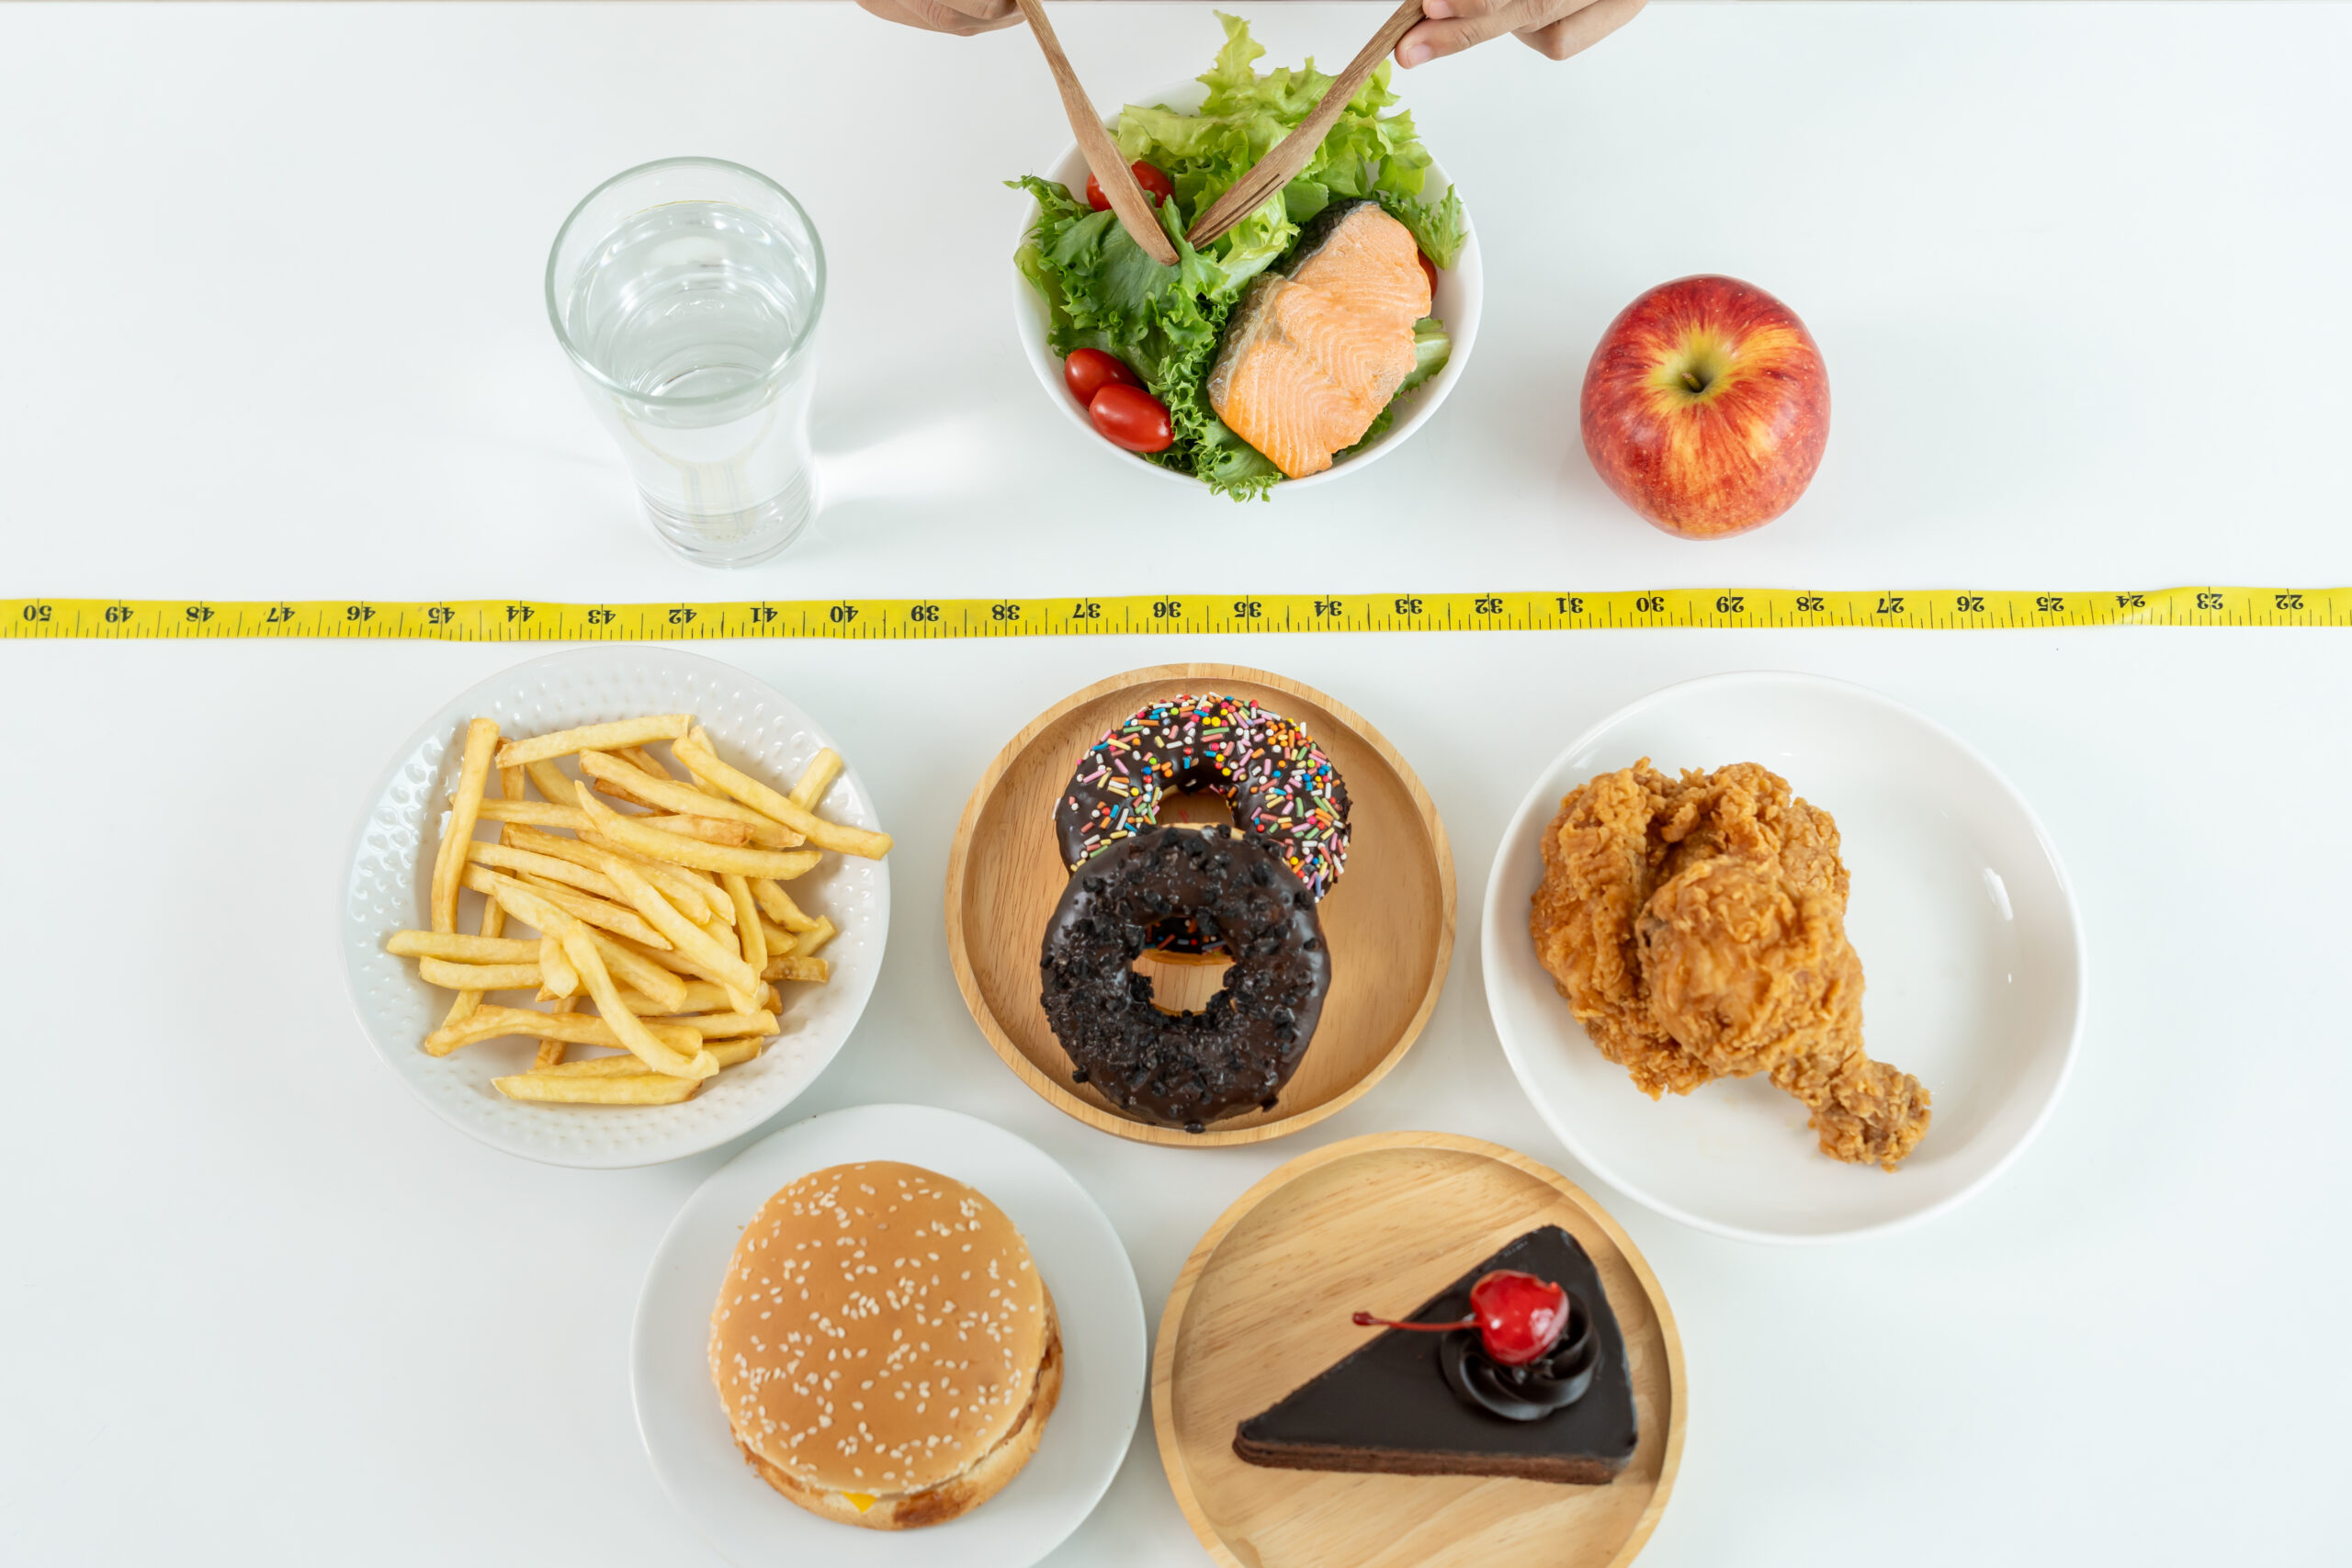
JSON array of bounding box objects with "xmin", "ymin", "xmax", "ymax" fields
[{"xmin": 1680, "ymin": 369, "xmax": 1704, "ymax": 394}]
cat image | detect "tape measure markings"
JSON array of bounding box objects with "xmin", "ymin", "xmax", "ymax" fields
[{"xmin": 4, "ymin": 589, "xmax": 2344, "ymax": 641}]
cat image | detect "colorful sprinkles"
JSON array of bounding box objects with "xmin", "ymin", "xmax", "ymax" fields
[{"xmin": 1053, "ymin": 693, "xmax": 1352, "ymax": 916}]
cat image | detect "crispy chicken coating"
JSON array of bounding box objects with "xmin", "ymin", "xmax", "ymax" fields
[{"xmin": 1531, "ymin": 760, "xmax": 1929, "ymax": 1170}]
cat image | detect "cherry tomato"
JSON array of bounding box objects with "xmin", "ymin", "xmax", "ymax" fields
[
  {"xmin": 1086, "ymin": 162, "xmax": 1178, "ymax": 212},
  {"xmin": 1088, "ymin": 383, "xmax": 1173, "ymax": 454},
  {"xmin": 1064, "ymin": 347, "xmax": 1141, "ymax": 407},
  {"xmin": 1416, "ymin": 250, "xmax": 1439, "ymax": 300}
]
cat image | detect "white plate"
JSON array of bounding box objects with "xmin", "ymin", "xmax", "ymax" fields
[
  {"xmin": 631, "ymin": 1103, "xmax": 1146, "ymax": 1567},
  {"xmin": 1012, "ymin": 77, "xmax": 1483, "ymax": 492},
  {"xmin": 1482, "ymin": 673, "xmax": 2086, "ymax": 1244},
  {"xmin": 338, "ymin": 647, "xmax": 888, "ymax": 1168}
]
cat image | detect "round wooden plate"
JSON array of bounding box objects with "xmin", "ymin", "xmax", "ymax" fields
[
  {"xmin": 1152, "ymin": 1132, "xmax": 1686, "ymax": 1568},
  {"xmin": 944, "ymin": 664, "xmax": 1455, "ymax": 1146}
]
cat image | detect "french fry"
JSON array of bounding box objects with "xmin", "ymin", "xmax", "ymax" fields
[
  {"xmin": 706, "ymin": 1036, "xmax": 765, "ymax": 1068},
  {"xmin": 418, "ymin": 958, "xmax": 542, "ymax": 991},
  {"xmin": 464, "ymin": 863, "xmax": 667, "ymax": 948},
  {"xmin": 605, "ymin": 942, "xmax": 779, "ymax": 1019},
  {"xmin": 478, "ymin": 798, "xmax": 756, "ymax": 845},
  {"xmin": 494, "ymin": 715, "xmax": 693, "ymax": 770},
  {"xmin": 567, "ymin": 806, "xmax": 764, "ymax": 1007},
  {"xmin": 587, "ymin": 766, "xmax": 668, "ymax": 811},
  {"xmin": 790, "ymin": 748, "xmax": 842, "ymax": 811},
  {"xmin": 530, "ymin": 1052, "xmax": 667, "ymax": 1079},
  {"xmin": 617, "ymin": 743, "xmax": 674, "ymax": 779},
  {"xmin": 673, "ymin": 731, "xmax": 891, "ymax": 860},
  {"xmin": 523, "ymin": 758, "xmax": 577, "ymax": 808},
  {"xmin": 443, "ymin": 850, "xmax": 508, "ymax": 1028},
  {"xmin": 643, "ymin": 1010, "xmax": 779, "ymax": 1039},
  {"xmin": 557, "ymin": 925, "xmax": 717, "ymax": 1078},
  {"xmin": 425, "ymin": 1005, "xmax": 699, "ymax": 1057},
  {"xmin": 585, "ymin": 931, "xmax": 691, "ymax": 1011},
  {"xmin": 580, "ymin": 751, "xmax": 805, "ymax": 848},
  {"xmin": 640, "ymin": 814, "xmax": 756, "ymax": 847},
  {"xmin": 574, "ymin": 782, "xmax": 821, "ymax": 883},
  {"xmin": 473, "ymin": 797, "xmax": 583, "ymax": 830},
  {"xmin": 506, "ymin": 824, "xmax": 730, "ymax": 926},
  {"xmin": 725, "ymin": 874, "xmax": 766, "ymax": 971},
  {"xmin": 752, "ymin": 879, "xmax": 818, "ymax": 932},
  {"xmin": 492, "ymin": 1071, "xmax": 697, "ymax": 1105},
  {"xmin": 430, "ymin": 717, "xmax": 501, "ymax": 932},
  {"xmin": 499, "ymin": 763, "xmax": 527, "ymax": 803},
  {"xmin": 539, "ymin": 936, "xmax": 579, "ymax": 999},
  {"xmin": 467, "ymin": 839, "xmax": 626, "ymax": 901},
  {"xmin": 793, "ymin": 918, "xmax": 836, "ymax": 958},
  {"xmin": 533, "ymin": 994, "xmax": 579, "ymax": 1068},
  {"xmin": 763, "ymin": 954, "xmax": 831, "ymax": 985},
  {"xmin": 385, "ymin": 931, "xmax": 541, "ymax": 963},
  {"xmin": 608, "ymin": 980, "xmax": 752, "ymax": 1015}
]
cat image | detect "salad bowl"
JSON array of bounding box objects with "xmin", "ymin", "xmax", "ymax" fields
[{"xmin": 1012, "ymin": 76, "xmax": 1483, "ymax": 496}]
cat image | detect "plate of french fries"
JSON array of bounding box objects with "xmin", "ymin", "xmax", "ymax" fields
[{"xmin": 341, "ymin": 648, "xmax": 890, "ymax": 1167}]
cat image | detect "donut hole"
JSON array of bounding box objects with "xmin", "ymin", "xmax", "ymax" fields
[
  {"xmin": 1155, "ymin": 788, "xmax": 1238, "ymax": 830},
  {"xmin": 1130, "ymin": 806, "xmax": 1240, "ymax": 1014},
  {"xmin": 1134, "ymin": 943, "xmax": 1236, "ymax": 1015}
]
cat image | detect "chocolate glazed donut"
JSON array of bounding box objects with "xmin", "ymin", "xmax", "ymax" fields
[{"xmin": 1038, "ymin": 825, "xmax": 1332, "ymax": 1132}]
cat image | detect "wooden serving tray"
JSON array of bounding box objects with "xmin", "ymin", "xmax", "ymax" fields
[
  {"xmin": 944, "ymin": 664, "xmax": 1454, "ymax": 1146},
  {"xmin": 1152, "ymin": 1132, "xmax": 1685, "ymax": 1568}
]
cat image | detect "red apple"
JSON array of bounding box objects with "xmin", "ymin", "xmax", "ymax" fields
[{"xmin": 1579, "ymin": 275, "xmax": 1829, "ymax": 539}]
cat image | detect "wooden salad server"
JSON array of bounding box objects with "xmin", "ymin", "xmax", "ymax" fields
[
  {"xmin": 1185, "ymin": 0, "xmax": 1426, "ymax": 248},
  {"xmin": 1014, "ymin": 0, "xmax": 1182, "ymax": 266}
]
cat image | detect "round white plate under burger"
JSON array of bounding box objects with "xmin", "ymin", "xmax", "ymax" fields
[
  {"xmin": 632, "ymin": 1103, "xmax": 1147, "ymax": 1568},
  {"xmin": 339, "ymin": 646, "xmax": 888, "ymax": 1168},
  {"xmin": 1012, "ymin": 78, "xmax": 1482, "ymax": 492},
  {"xmin": 1482, "ymin": 672, "xmax": 2086, "ymax": 1244}
]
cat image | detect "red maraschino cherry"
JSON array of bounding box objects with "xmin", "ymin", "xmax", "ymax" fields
[{"xmin": 1351, "ymin": 1270, "xmax": 1571, "ymax": 1367}]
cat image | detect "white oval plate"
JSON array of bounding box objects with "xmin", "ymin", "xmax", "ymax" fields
[
  {"xmin": 339, "ymin": 647, "xmax": 888, "ymax": 1168},
  {"xmin": 1482, "ymin": 672, "xmax": 2086, "ymax": 1244},
  {"xmin": 1012, "ymin": 77, "xmax": 1482, "ymax": 493},
  {"xmin": 631, "ymin": 1103, "xmax": 1146, "ymax": 1567}
]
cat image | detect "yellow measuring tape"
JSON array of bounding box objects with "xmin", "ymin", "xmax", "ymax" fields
[{"xmin": 3, "ymin": 588, "xmax": 2342, "ymax": 641}]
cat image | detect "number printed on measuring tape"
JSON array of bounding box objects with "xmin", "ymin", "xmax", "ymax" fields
[{"xmin": 2, "ymin": 589, "xmax": 2342, "ymax": 641}]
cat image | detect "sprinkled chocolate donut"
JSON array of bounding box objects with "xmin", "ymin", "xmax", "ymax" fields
[
  {"xmin": 1038, "ymin": 825, "xmax": 1331, "ymax": 1133},
  {"xmin": 1055, "ymin": 694, "xmax": 1351, "ymax": 955}
]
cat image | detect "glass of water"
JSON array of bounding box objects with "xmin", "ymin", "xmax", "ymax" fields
[{"xmin": 546, "ymin": 157, "xmax": 826, "ymax": 568}]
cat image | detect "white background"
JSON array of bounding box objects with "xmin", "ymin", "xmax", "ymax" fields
[{"xmin": 3, "ymin": 3, "xmax": 2348, "ymax": 1563}]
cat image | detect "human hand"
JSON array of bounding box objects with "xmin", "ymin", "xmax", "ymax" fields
[
  {"xmin": 854, "ymin": 0, "xmax": 1020, "ymax": 39},
  {"xmin": 1396, "ymin": 0, "xmax": 1645, "ymax": 66}
]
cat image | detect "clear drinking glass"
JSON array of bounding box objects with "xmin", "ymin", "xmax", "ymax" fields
[{"xmin": 546, "ymin": 158, "xmax": 827, "ymax": 568}]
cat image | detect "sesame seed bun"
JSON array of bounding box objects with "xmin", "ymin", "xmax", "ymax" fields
[{"xmin": 709, "ymin": 1162, "xmax": 1058, "ymax": 1530}]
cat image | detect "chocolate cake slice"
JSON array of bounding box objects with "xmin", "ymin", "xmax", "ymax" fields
[{"xmin": 1232, "ymin": 1225, "xmax": 1638, "ymax": 1483}]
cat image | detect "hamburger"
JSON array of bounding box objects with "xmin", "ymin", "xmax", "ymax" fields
[{"xmin": 709, "ymin": 1161, "xmax": 1061, "ymax": 1529}]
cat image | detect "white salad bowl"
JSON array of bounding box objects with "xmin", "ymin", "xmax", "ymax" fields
[{"xmin": 1011, "ymin": 78, "xmax": 1482, "ymax": 494}]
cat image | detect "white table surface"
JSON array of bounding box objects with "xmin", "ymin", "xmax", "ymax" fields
[{"xmin": 4, "ymin": 3, "xmax": 2348, "ymax": 1563}]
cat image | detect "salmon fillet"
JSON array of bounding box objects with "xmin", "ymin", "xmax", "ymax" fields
[
  {"xmin": 1207, "ymin": 277, "xmax": 1385, "ymax": 479},
  {"xmin": 1289, "ymin": 202, "xmax": 1431, "ymax": 324},
  {"xmin": 1206, "ymin": 203, "xmax": 1434, "ymax": 481},
  {"xmin": 1261, "ymin": 276, "xmax": 1417, "ymax": 410}
]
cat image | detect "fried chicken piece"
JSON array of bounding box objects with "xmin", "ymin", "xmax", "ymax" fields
[
  {"xmin": 1530, "ymin": 762, "xmax": 1713, "ymax": 1098},
  {"xmin": 1639, "ymin": 849, "xmax": 1930, "ymax": 1171},
  {"xmin": 1532, "ymin": 759, "xmax": 1929, "ymax": 1169}
]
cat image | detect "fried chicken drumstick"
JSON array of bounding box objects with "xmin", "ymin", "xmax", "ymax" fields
[{"xmin": 1530, "ymin": 761, "xmax": 1929, "ymax": 1170}]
